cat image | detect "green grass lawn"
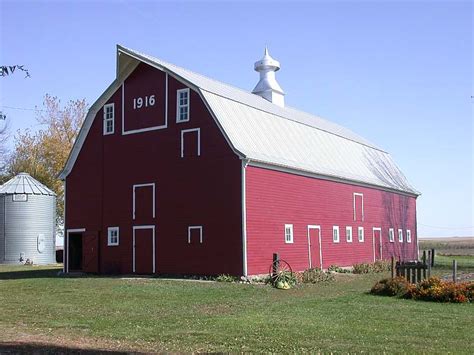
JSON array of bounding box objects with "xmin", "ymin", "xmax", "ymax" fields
[{"xmin": 0, "ymin": 264, "xmax": 472, "ymax": 353}]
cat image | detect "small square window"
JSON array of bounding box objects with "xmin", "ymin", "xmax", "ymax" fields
[
  {"xmin": 346, "ymin": 226, "xmax": 353, "ymax": 243},
  {"xmin": 388, "ymin": 228, "xmax": 394, "ymax": 242},
  {"xmin": 358, "ymin": 227, "xmax": 364, "ymax": 242},
  {"xmin": 176, "ymin": 88, "xmax": 190, "ymax": 123},
  {"xmin": 406, "ymin": 230, "xmax": 412, "ymax": 243},
  {"xmin": 398, "ymin": 229, "xmax": 403, "ymax": 243},
  {"xmin": 108, "ymin": 227, "xmax": 119, "ymax": 246},
  {"xmin": 103, "ymin": 103, "xmax": 114, "ymax": 135},
  {"xmin": 285, "ymin": 224, "xmax": 293, "ymax": 244},
  {"xmin": 333, "ymin": 226, "xmax": 340, "ymax": 243}
]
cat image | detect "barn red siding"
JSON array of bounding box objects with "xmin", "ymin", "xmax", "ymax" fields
[
  {"xmin": 245, "ymin": 166, "xmax": 417, "ymax": 275},
  {"xmin": 66, "ymin": 62, "xmax": 243, "ymax": 276}
]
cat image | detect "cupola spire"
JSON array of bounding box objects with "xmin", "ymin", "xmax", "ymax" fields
[{"xmin": 252, "ymin": 47, "xmax": 285, "ymax": 107}]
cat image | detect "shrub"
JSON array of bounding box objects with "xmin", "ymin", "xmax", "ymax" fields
[
  {"xmin": 370, "ymin": 277, "xmax": 411, "ymax": 297},
  {"xmin": 299, "ymin": 268, "xmax": 335, "ymax": 283},
  {"xmin": 328, "ymin": 265, "xmax": 351, "ymax": 273},
  {"xmin": 353, "ymin": 260, "xmax": 391, "ymax": 274},
  {"xmin": 407, "ymin": 277, "xmax": 473, "ymax": 303},
  {"xmin": 215, "ymin": 274, "xmax": 237, "ymax": 282},
  {"xmin": 371, "ymin": 276, "xmax": 473, "ymax": 303}
]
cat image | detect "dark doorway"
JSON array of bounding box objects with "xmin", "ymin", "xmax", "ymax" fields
[{"xmin": 69, "ymin": 233, "xmax": 83, "ymax": 271}]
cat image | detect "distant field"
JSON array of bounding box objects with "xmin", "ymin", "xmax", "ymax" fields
[{"xmin": 419, "ymin": 237, "xmax": 474, "ymax": 256}]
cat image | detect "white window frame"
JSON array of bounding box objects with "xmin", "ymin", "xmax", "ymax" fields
[
  {"xmin": 180, "ymin": 128, "xmax": 201, "ymax": 158},
  {"xmin": 176, "ymin": 88, "xmax": 190, "ymax": 123},
  {"xmin": 358, "ymin": 226, "xmax": 364, "ymax": 242},
  {"xmin": 107, "ymin": 227, "xmax": 120, "ymax": 246},
  {"xmin": 188, "ymin": 225, "xmax": 203, "ymax": 244},
  {"xmin": 332, "ymin": 226, "xmax": 340, "ymax": 243},
  {"xmin": 353, "ymin": 192, "xmax": 364, "ymax": 221},
  {"xmin": 346, "ymin": 226, "xmax": 353, "ymax": 243},
  {"xmin": 285, "ymin": 224, "xmax": 294, "ymax": 244},
  {"xmin": 389, "ymin": 228, "xmax": 394, "ymax": 243},
  {"xmin": 103, "ymin": 103, "xmax": 115, "ymax": 135},
  {"xmin": 406, "ymin": 229, "xmax": 412, "ymax": 243},
  {"xmin": 398, "ymin": 229, "xmax": 403, "ymax": 243},
  {"xmin": 132, "ymin": 183, "xmax": 156, "ymax": 220}
]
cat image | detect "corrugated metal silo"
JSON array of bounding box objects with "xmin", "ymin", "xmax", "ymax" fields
[{"xmin": 0, "ymin": 173, "xmax": 56, "ymax": 264}]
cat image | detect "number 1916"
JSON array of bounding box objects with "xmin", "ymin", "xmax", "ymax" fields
[{"xmin": 133, "ymin": 95, "xmax": 156, "ymax": 109}]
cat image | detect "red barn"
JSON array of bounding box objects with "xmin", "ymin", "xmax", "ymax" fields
[{"xmin": 60, "ymin": 45, "xmax": 419, "ymax": 276}]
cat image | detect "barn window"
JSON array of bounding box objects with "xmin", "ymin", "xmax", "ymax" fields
[
  {"xmin": 107, "ymin": 227, "xmax": 119, "ymax": 246},
  {"xmin": 389, "ymin": 228, "xmax": 394, "ymax": 242},
  {"xmin": 103, "ymin": 103, "xmax": 114, "ymax": 135},
  {"xmin": 284, "ymin": 224, "xmax": 293, "ymax": 244},
  {"xmin": 406, "ymin": 230, "xmax": 411, "ymax": 243},
  {"xmin": 332, "ymin": 226, "xmax": 340, "ymax": 243},
  {"xmin": 353, "ymin": 193, "xmax": 364, "ymax": 221},
  {"xmin": 181, "ymin": 128, "xmax": 201, "ymax": 158},
  {"xmin": 188, "ymin": 226, "xmax": 203, "ymax": 244},
  {"xmin": 346, "ymin": 226, "xmax": 353, "ymax": 243},
  {"xmin": 358, "ymin": 227, "xmax": 364, "ymax": 242},
  {"xmin": 398, "ymin": 229, "xmax": 403, "ymax": 243},
  {"xmin": 176, "ymin": 88, "xmax": 190, "ymax": 123}
]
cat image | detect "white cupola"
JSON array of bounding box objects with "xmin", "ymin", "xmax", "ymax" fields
[{"xmin": 252, "ymin": 47, "xmax": 285, "ymax": 107}]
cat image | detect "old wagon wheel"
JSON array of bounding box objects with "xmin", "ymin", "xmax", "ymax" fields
[{"xmin": 269, "ymin": 259, "xmax": 293, "ymax": 285}]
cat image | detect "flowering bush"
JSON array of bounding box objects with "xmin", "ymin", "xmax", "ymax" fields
[
  {"xmin": 371, "ymin": 276, "xmax": 473, "ymax": 303},
  {"xmin": 297, "ymin": 268, "xmax": 335, "ymax": 284},
  {"xmin": 407, "ymin": 277, "xmax": 473, "ymax": 303}
]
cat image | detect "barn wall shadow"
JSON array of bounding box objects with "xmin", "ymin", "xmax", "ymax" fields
[{"xmin": 0, "ymin": 342, "xmax": 140, "ymax": 354}]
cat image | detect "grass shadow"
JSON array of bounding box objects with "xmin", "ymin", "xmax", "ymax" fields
[
  {"xmin": 0, "ymin": 267, "xmax": 61, "ymax": 280},
  {"xmin": 0, "ymin": 342, "xmax": 138, "ymax": 354}
]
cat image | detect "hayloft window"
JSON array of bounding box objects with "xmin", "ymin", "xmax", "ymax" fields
[
  {"xmin": 181, "ymin": 128, "xmax": 201, "ymax": 158},
  {"xmin": 103, "ymin": 103, "xmax": 114, "ymax": 135},
  {"xmin": 389, "ymin": 228, "xmax": 395, "ymax": 243},
  {"xmin": 176, "ymin": 88, "xmax": 190, "ymax": 123},
  {"xmin": 346, "ymin": 226, "xmax": 353, "ymax": 243},
  {"xmin": 406, "ymin": 230, "xmax": 412, "ymax": 243},
  {"xmin": 188, "ymin": 226, "xmax": 203, "ymax": 244},
  {"xmin": 358, "ymin": 227, "xmax": 364, "ymax": 242},
  {"xmin": 353, "ymin": 193, "xmax": 364, "ymax": 221},
  {"xmin": 284, "ymin": 224, "xmax": 293, "ymax": 244},
  {"xmin": 333, "ymin": 226, "xmax": 340, "ymax": 243},
  {"xmin": 398, "ymin": 229, "xmax": 403, "ymax": 243},
  {"xmin": 107, "ymin": 227, "xmax": 119, "ymax": 246}
]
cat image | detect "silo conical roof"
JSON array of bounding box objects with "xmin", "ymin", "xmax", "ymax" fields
[{"xmin": 0, "ymin": 173, "xmax": 56, "ymax": 196}]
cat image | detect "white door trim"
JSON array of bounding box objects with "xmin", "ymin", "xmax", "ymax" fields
[
  {"xmin": 372, "ymin": 227, "xmax": 382, "ymax": 262},
  {"xmin": 307, "ymin": 225, "xmax": 322, "ymax": 269},
  {"xmin": 132, "ymin": 225, "xmax": 155, "ymax": 273},
  {"xmin": 132, "ymin": 183, "xmax": 156, "ymax": 220},
  {"xmin": 66, "ymin": 228, "xmax": 86, "ymax": 273}
]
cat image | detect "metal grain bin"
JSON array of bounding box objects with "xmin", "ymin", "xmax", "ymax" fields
[{"xmin": 0, "ymin": 173, "xmax": 56, "ymax": 264}]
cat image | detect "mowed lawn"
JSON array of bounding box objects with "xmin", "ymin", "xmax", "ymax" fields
[{"xmin": 0, "ymin": 262, "xmax": 473, "ymax": 353}]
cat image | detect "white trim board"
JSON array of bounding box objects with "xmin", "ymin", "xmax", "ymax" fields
[
  {"xmin": 66, "ymin": 228, "xmax": 86, "ymax": 273},
  {"xmin": 241, "ymin": 160, "xmax": 248, "ymax": 276},
  {"xmin": 181, "ymin": 128, "xmax": 201, "ymax": 158},
  {"xmin": 353, "ymin": 192, "xmax": 364, "ymax": 221},
  {"xmin": 188, "ymin": 226, "xmax": 203, "ymax": 244},
  {"xmin": 307, "ymin": 225, "xmax": 322, "ymax": 270},
  {"xmin": 132, "ymin": 183, "xmax": 156, "ymax": 220},
  {"xmin": 132, "ymin": 225, "xmax": 156, "ymax": 273}
]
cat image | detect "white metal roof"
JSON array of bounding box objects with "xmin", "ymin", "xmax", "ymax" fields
[
  {"xmin": 59, "ymin": 45, "xmax": 419, "ymax": 196},
  {"xmin": 0, "ymin": 173, "xmax": 56, "ymax": 196}
]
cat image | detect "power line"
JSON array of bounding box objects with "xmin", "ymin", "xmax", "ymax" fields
[{"xmin": 0, "ymin": 105, "xmax": 44, "ymax": 112}]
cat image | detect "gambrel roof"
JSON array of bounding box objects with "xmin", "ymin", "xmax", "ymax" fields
[{"xmin": 60, "ymin": 45, "xmax": 419, "ymax": 196}]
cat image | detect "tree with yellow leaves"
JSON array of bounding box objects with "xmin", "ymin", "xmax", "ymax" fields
[{"xmin": 7, "ymin": 94, "xmax": 87, "ymax": 224}]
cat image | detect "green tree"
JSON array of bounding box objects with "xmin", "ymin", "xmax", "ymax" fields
[{"xmin": 7, "ymin": 94, "xmax": 87, "ymax": 223}]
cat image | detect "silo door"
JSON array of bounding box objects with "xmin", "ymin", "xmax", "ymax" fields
[{"xmin": 83, "ymin": 232, "xmax": 99, "ymax": 273}]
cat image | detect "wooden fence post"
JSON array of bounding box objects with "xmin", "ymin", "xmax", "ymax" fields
[
  {"xmin": 427, "ymin": 252, "xmax": 432, "ymax": 278},
  {"xmin": 452, "ymin": 260, "xmax": 457, "ymax": 283},
  {"xmin": 431, "ymin": 248, "xmax": 435, "ymax": 267},
  {"xmin": 422, "ymin": 251, "xmax": 427, "ymax": 279},
  {"xmin": 272, "ymin": 253, "xmax": 279, "ymax": 278},
  {"xmin": 391, "ymin": 257, "xmax": 395, "ymax": 278}
]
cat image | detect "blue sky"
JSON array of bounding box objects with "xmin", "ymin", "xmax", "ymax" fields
[{"xmin": 1, "ymin": 0, "xmax": 472, "ymax": 237}]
